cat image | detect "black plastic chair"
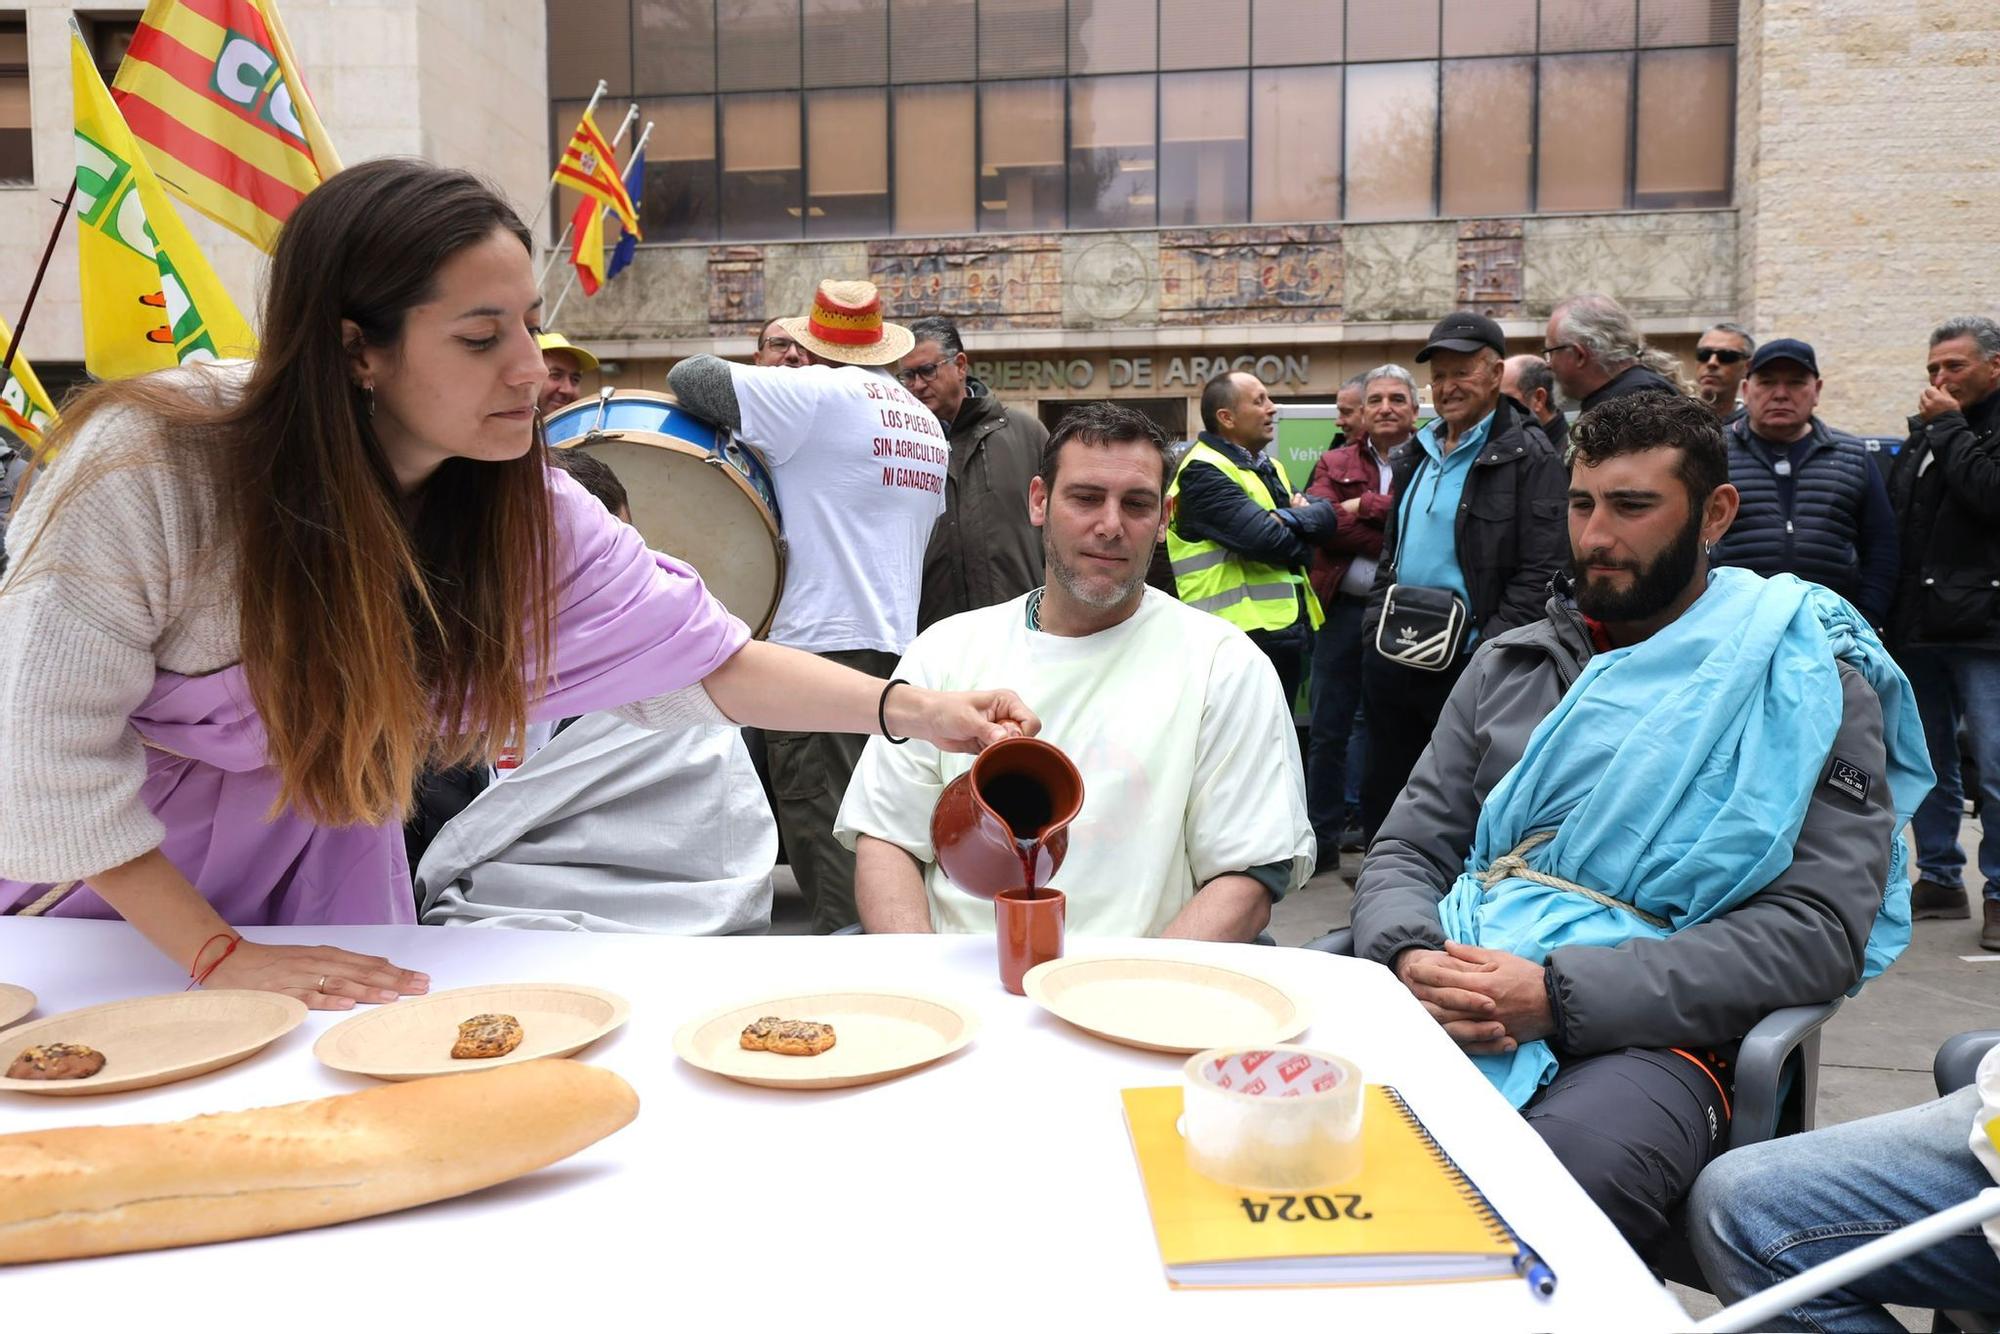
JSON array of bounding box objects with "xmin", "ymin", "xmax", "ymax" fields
[{"xmin": 1934, "ymin": 1031, "xmax": 2000, "ymax": 1334}]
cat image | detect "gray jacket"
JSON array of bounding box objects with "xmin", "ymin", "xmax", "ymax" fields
[{"xmin": 1351, "ymin": 588, "xmax": 1895, "ymax": 1056}]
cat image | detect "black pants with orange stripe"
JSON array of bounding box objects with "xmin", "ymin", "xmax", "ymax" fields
[{"xmin": 1521, "ymin": 1047, "xmax": 1733, "ymax": 1260}]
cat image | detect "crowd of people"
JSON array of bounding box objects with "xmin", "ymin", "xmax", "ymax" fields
[{"xmin": 1, "ymin": 155, "xmax": 1997, "ymax": 1324}]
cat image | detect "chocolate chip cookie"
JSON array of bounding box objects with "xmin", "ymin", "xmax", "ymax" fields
[{"xmin": 7, "ymin": 1042, "xmax": 107, "ymax": 1080}]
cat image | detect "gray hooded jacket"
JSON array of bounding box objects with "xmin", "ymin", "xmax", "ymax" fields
[{"xmin": 1351, "ymin": 587, "xmax": 1896, "ymax": 1056}]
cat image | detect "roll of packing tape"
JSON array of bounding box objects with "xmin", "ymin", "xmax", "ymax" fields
[{"xmin": 1182, "ymin": 1045, "xmax": 1365, "ymax": 1191}]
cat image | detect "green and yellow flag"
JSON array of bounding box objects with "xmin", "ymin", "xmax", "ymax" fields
[
  {"xmin": 0, "ymin": 315, "xmax": 59, "ymax": 452},
  {"xmin": 72, "ymin": 24, "xmax": 256, "ymax": 379}
]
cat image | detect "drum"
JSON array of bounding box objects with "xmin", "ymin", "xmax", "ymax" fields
[{"xmin": 543, "ymin": 389, "xmax": 786, "ymax": 639}]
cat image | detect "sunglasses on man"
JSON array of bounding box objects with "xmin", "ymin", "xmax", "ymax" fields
[{"xmin": 1696, "ymin": 346, "xmax": 1749, "ymax": 365}]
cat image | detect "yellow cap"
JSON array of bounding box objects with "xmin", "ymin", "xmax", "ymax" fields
[{"xmin": 536, "ymin": 330, "xmax": 599, "ymax": 373}]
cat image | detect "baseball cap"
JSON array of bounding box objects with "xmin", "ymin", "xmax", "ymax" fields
[
  {"xmin": 1748, "ymin": 338, "xmax": 1819, "ymax": 377},
  {"xmin": 1415, "ymin": 311, "xmax": 1506, "ymax": 363}
]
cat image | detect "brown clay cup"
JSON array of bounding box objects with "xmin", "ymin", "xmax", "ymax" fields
[{"xmin": 995, "ymin": 887, "xmax": 1066, "ymax": 995}]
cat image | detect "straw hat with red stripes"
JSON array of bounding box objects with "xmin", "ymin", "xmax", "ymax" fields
[{"xmin": 777, "ymin": 279, "xmax": 915, "ymax": 367}]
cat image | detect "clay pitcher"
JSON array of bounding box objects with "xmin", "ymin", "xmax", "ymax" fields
[{"xmin": 929, "ymin": 737, "xmax": 1085, "ymax": 900}]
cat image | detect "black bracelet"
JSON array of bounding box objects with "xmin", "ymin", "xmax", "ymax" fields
[{"xmin": 878, "ymin": 677, "xmax": 910, "ymax": 745}]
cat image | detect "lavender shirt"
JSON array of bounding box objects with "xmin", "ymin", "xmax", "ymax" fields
[{"xmin": 2, "ymin": 470, "xmax": 750, "ymax": 925}]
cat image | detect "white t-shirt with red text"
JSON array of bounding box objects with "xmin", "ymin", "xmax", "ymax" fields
[{"xmin": 730, "ymin": 362, "xmax": 948, "ymax": 654}]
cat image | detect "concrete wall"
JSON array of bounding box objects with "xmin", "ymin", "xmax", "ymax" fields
[
  {"xmin": 0, "ymin": 0, "xmax": 547, "ymax": 368},
  {"xmin": 557, "ymin": 212, "xmax": 1740, "ymax": 362},
  {"xmin": 1736, "ymin": 0, "xmax": 2000, "ymax": 431}
]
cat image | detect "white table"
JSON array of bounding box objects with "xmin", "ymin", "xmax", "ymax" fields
[{"xmin": 0, "ymin": 920, "xmax": 1688, "ymax": 1329}]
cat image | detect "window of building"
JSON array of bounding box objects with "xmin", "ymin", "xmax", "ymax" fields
[
  {"xmin": 637, "ymin": 96, "xmax": 718, "ymax": 242},
  {"xmin": 1160, "ymin": 70, "xmax": 1248, "ymax": 226},
  {"xmin": 1442, "ymin": 0, "xmax": 1537, "ymax": 57},
  {"xmin": 805, "ymin": 0, "xmax": 889, "ymax": 87},
  {"xmin": 0, "ymin": 13, "xmax": 28, "ymax": 187},
  {"xmin": 1344, "ymin": 61, "xmax": 1436, "ymax": 221},
  {"xmin": 1070, "ymin": 0, "xmax": 1156, "ymax": 74},
  {"xmin": 1252, "ymin": 65, "xmax": 1339, "ymax": 223},
  {"xmin": 1162, "ymin": 0, "xmax": 1246, "ymax": 70},
  {"xmin": 980, "ymin": 0, "xmax": 1064, "ymax": 78},
  {"xmin": 1069, "ymin": 74, "xmax": 1155, "ymax": 229},
  {"xmin": 634, "ymin": 1, "xmax": 714, "ymax": 94},
  {"xmin": 1250, "ymin": 0, "xmax": 1341, "ymax": 66},
  {"xmin": 1346, "ymin": 2, "xmax": 1439, "ymax": 63},
  {"xmin": 1441, "ymin": 57, "xmax": 1533, "ymax": 216},
  {"xmin": 719, "ymin": 0, "xmax": 801, "ymax": 92},
  {"xmin": 1539, "ymin": 0, "xmax": 1636, "ymax": 53},
  {"xmin": 550, "ymin": 0, "xmax": 1735, "ymax": 245},
  {"xmin": 1537, "ymin": 51, "xmax": 1631, "ymax": 211},
  {"xmin": 720, "ymin": 91, "xmax": 801, "ymax": 239},
  {"xmin": 979, "ymin": 78, "xmax": 1062, "ymax": 231},
  {"xmin": 894, "ymin": 83, "xmax": 975, "ymax": 233},
  {"xmin": 76, "ymin": 11, "xmax": 139, "ymax": 88},
  {"xmin": 806, "ymin": 87, "xmax": 888, "ymax": 235},
  {"xmin": 891, "ymin": 0, "xmax": 975, "ymax": 82},
  {"xmin": 1633, "ymin": 45, "xmax": 1731, "ymax": 206}
]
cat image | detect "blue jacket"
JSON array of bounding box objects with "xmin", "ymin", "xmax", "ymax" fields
[{"xmin": 1715, "ymin": 417, "xmax": 1899, "ymax": 626}]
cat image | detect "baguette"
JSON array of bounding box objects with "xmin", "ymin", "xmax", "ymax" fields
[{"xmin": 0, "ymin": 1058, "xmax": 638, "ymax": 1264}]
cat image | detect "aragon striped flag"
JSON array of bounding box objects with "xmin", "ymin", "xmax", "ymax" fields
[
  {"xmin": 110, "ymin": 0, "xmax": 341, "ymax": 254},
  {"xmin": 553, "ymin": 109, "xmax": 640, "ymax": 237},
  {"xmin": 73, "ymin": 25, "xmax": 258, "ymax": 380}
]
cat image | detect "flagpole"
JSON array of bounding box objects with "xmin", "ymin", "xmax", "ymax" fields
[
  {"xmin": 3, "ymin": 180, "xmax": 78, "ymax": 379},
  {"xmin": 546, "ymin": 118, "xmax": 651, "ymax": 327},
  {"xmin": 537, "ymin": 102, "xmax": 641, "ymax": 293},
  {"xmin": 527, "ymin": 78, "xmax": 608, "ymax": 238}
]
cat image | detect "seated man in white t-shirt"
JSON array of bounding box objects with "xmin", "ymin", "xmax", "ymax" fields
[
  {"xmin": 834, "ymin": 402, "xmax": 1313, "ymax": 941},
  {"xmin": 667, "ymin": 279, "xmax": 949, "ymax": 936}
]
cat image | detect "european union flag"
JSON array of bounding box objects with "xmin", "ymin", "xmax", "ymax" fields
[{"xmin": 606, "ymin": 147, "xmax": 646, "ymax": 284}]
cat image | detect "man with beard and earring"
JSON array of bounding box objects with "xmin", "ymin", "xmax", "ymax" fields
[
  {"xmin": 836, "ymin": 402, "xmax": 1313, "ymax": 941},
  {"xmin": 1349, "ymin": 392, "xmax": 1931, "ymax": 1262}
]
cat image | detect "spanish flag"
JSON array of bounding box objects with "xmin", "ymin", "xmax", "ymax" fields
[
  {"xmin": 0, "ymin": 315, "xmax": 58, "ymax": 452},
  {"xmin": 110, "ymin": 0, "xmax": 339, "ymax": 254},
  {"xmin": 569, "ymin": 193, "xmax": 606, "ymax": 297},
  {"xmin": 552, "ymin": 109, "xmax": 640, "ymax": 236},
  {"xmin": 73, "ymin": 26, "xmax": 257, "ymax": 380}
]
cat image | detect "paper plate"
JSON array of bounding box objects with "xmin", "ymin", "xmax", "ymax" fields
[
  {"xmin": 1022, "ymin": 956, "xmax": 1309, "ymax": 1054},
  {"xmin": 314, "ymin": 983, "xmax": 630, "ymax": 1081},
  {"xmin": 0, "ymin": 983, "xmax": 33, "ymax": 1031},
  {"xmin": 674, "ymin": 989, "xmax": 979, "ymax": 1090},
  {"xmin": 0, "ymin": 990, "xmax": 307, "ymax": 1096}
]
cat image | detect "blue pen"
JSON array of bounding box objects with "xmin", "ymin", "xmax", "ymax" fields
[{"xmin": 1515, "ymin": 1242, "xmax": 1557, "ymax": 1297}]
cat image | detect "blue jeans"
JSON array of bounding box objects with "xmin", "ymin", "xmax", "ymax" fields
[
  {"xmin": 1306, "ymin": 598, "xmax": 1366, "ymax": 845},
  {"xmin": 1903, "ymin": 647, "xmax": 2000, "ymax": 900},
  {"xmin": 1688, "ymin": 1085, "xmax": 2000, "ymax": 1331}
]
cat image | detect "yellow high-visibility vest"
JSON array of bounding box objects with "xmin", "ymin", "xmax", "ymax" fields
[{"xmin": 1167, "ymin": 441, "xmax": 1324, "ymax": 634}]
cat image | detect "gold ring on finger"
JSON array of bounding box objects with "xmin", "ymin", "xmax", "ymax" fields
[{"xmin": 316, "ymin": 975, "xmax": 327, "ymax": 993}]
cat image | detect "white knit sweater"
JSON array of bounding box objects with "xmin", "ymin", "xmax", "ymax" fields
[{"xmin": 0, "ymin": 364, "xmax": 723, "ymax": 885}]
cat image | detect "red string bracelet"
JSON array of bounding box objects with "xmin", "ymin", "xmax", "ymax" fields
[{"xmin": 186, "ymin": 932, "xmax": 241, "ymax": 990}]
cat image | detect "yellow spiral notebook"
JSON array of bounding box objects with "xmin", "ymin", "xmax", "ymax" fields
[{"xmin": 1121, "ymin": 1083, "xmax": 1535, "ymax": 1289}]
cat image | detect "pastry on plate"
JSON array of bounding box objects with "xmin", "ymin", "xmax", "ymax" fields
[
  {"xmin": 7, "ymin": 1042, "xmax": 107, "ymax": 1081},
  {"xmin": 738, "ymin": 1017, "xmax": 835, "ymax": 1056},
  {"xmin": 451, "ymin": 1014, "xmax": 524, "ymax": 1061}
]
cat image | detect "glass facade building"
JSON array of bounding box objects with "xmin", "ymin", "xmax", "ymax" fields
[{"xmin": 547, "ymin": 0, "xmax": 1737, "ymax": 246}]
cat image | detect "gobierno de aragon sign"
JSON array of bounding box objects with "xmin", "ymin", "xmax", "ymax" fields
[{"xmin": 968, "ymin": 353, "xmax": 1315, "ymax": 394}]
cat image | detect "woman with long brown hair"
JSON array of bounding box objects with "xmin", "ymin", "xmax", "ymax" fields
[{"xmin": 0, "ymin": 159, "xmax": 1034, "ymax": 1008}]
